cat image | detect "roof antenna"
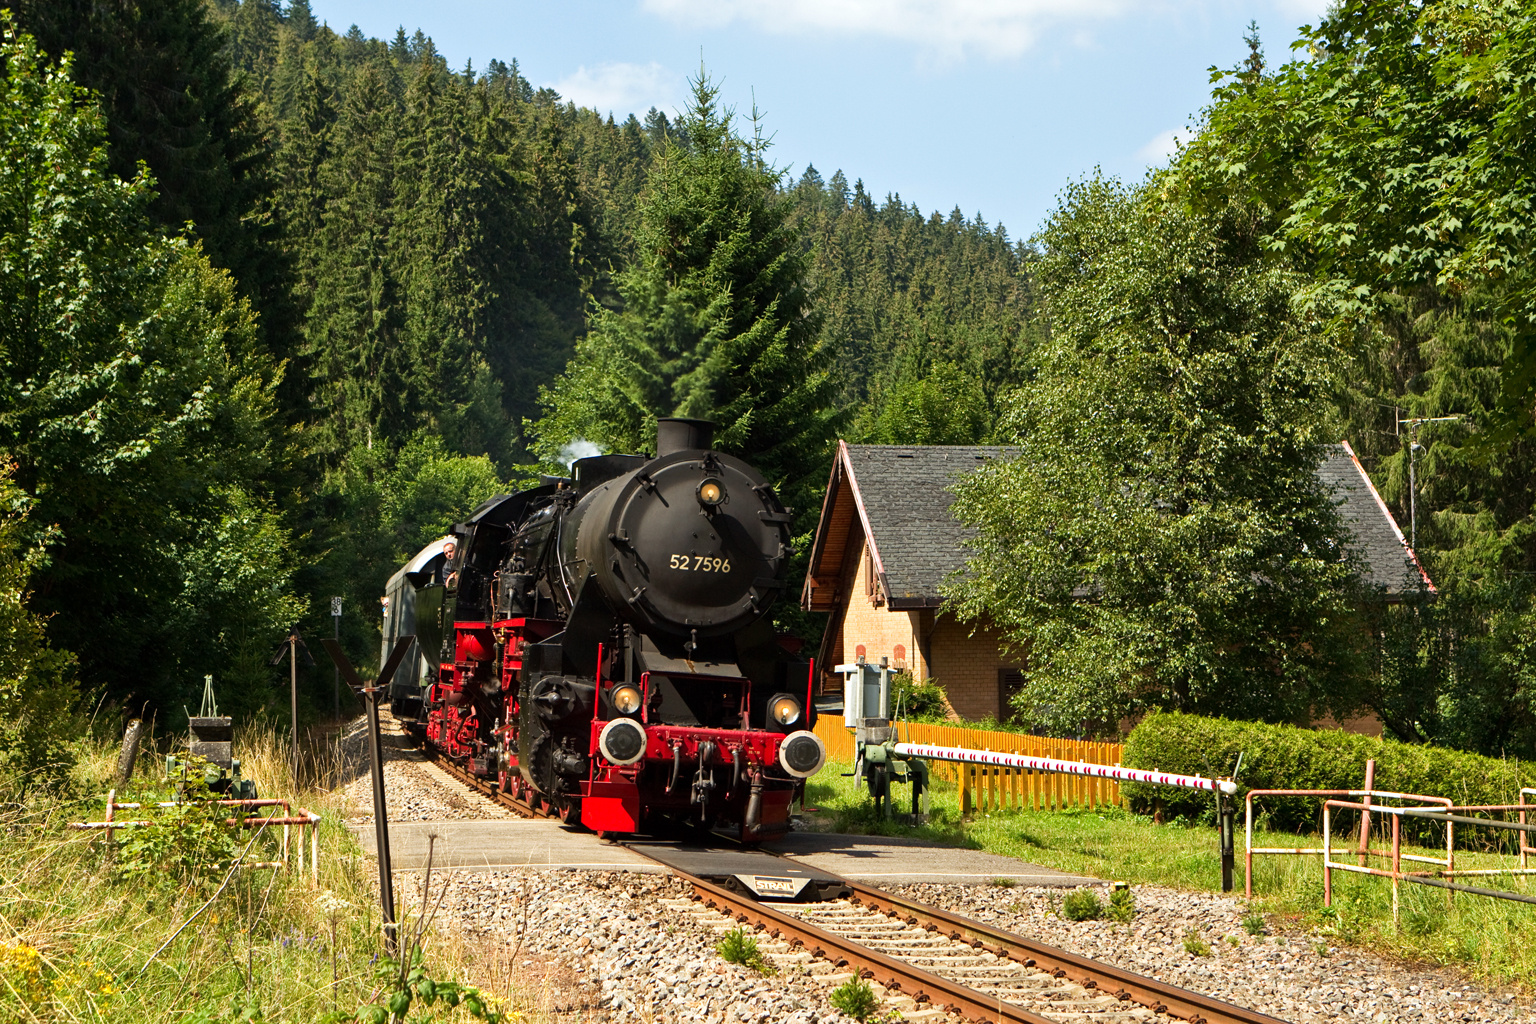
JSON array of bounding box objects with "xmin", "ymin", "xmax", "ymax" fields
[
  {"xmin": 199, "ymin": 674, "xmax": 218, "ymax": 718},
  {"xmin": 1396, "ymin": 414, "xmax": 1461, "ymax": 549}
]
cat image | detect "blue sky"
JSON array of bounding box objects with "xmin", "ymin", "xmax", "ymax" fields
[{"xmin": 307, "ymin": 0, "xmax": 1329, "ymax": 239}]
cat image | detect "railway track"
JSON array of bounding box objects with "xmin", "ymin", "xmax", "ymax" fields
[
  {"xmin": 701, "ymin": 879, "xmax": 1286, "ymax": 1024},
  {"xmin": 426, "ymin": 750, "xmax": 1284, "ymax": 1024}
]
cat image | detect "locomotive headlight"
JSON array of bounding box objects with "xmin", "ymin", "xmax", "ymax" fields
[
  {"xmin": 697, "ymin": 478, "xmax": 725, "ymax": 507},
  {"xmin": 611, "ymin": 685, "xmax": 642, "ymax": 715},
  {"xmin": 770, "ymin": 695, "xmax": 802, "ymax": 727}
]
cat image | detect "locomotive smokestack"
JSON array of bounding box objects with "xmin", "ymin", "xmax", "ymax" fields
[{"xmin": 655, "ymin": 418, "xmax": 714, "ymax": 456}]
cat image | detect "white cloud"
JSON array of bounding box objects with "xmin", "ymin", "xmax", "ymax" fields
[
  {"xmin": 1137, "ymin": 127, "xmax": 1192, "ymax": 164},
  {"xmin": 1271, "ymin": 0, "xmax": 1332, "ymax": 24},
  {"xmin": 550, "ymin": 61, "xmax": 679, "ymax": 116},
  {"xmin": 641, "ymin": 0, "xmax": 1136, "ymax": 61}
]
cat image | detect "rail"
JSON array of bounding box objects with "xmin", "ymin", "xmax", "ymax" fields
[
  {"xmin": 843, "ymin": 882, "xmax": 1286, "ymax": 1024},
  {"xmin": 433, "ymin": 754, "xmax": 559, "ymax": 821},
  {"xmin": 678, "ymin": 865, "xmax": 1285, "ymax": 1024},
  {"xmin": 429, "ymin": 747, "xmax": 1276, "ymax": 1022}
]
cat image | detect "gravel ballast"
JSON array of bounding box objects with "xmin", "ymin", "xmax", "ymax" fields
[
  {"xmin": 404, "ymin": 868, "xmax": 944, "ymax": 1023},
  {"xmin": 340, "ymin": 716, "xmax": 514, "ymax": 824}
]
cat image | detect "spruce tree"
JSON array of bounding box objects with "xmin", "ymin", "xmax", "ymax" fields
[
  {"xmin": 286, "ymin": 0, "xmax": 318, "ymax": 41},
  {"xmin": 533, "ymin": 72, "xmax": 838, "ymax": 513},
  {"xmin": 13, "ymin": 0, "xmax": 274, "ymax": 306},
  {"xmin": 305, "ymin": 58, "xmax": 408, "ymax": 456}
]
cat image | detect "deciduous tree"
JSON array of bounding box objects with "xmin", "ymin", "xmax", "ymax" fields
[{"xmin": 948, "ymin": 178, "xmax": 1369, "ymax": 733}]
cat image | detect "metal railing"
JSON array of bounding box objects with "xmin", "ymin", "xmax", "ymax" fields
[
  {"xmin": 1321, "ymin": 799, "xmax": 1536, "ymax": 920},
  {"xmin": 71, "ymin": 789, "xmax": 322, "ymax": 881},
  {"xmin": 1244, "ymin": 788, "xmax": 1453, "ymax": 899},
  {"xmin": 1523, "ymin": 788, "xmax": 1536, "ymax": 869}
]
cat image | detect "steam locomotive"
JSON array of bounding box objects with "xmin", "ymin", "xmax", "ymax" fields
[{"xmin": 382, "ymin": 419, "xmax": 826, "ymax": 841}]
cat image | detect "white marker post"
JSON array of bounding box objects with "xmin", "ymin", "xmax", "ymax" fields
[{"xmin": 330, "ymin": 596, "xmax": 343, "ymax": 719}]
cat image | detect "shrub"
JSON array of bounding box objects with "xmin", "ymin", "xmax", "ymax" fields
[
  {"xmin": 828, "ymin": 976, "xmax": 880, "ymax": 1021},
  {"xmin": 0, "ymin": 466, "xmax": 77, "ymax": 796},
  {"xmin": 890, "ymin": 673, "xmax": 951, "ymax": 722},
  {"xmin": 716, "ymin": 927, "xmax": 775, "ymax": 975},
  {"xmin": 116, "ymin": 759, "xmax": 242, "ymax": 883},
  {"xmin": 1121, "ymin": 711, "xmax": 1535, "ymax": 835},
  {"xmin": 1061, "ymin": 888, "xmax": 1101, "ymax": 921}
]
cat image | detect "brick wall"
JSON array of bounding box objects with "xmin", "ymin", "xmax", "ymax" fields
[
  {"xmin": 834, "ymin": 538, "xmax": 1024, "ymax": 720},
  {"xmin": 837, "ymin": 538, "xmax": 925, "ymax": 673},
  {"xmin": 928, "ymin": 615, "xmax": 1025, "ymax": 720}
]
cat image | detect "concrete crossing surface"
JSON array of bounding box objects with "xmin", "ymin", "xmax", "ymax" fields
[{"xmin": 350, "ymin": 817, "xmax": 1094, "ymax": 886}]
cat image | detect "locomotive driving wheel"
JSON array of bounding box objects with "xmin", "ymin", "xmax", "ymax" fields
[{"xmin": 558, "ymin": 797, "xmax": 580, "ymax": 825}]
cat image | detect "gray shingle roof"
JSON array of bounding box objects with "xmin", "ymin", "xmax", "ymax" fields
[
  {"xmin": 840, "ymin": 441, "xmax": 1432, "ymax": 607},
  {"xmin": 845, "ymin": 445, "xmax": 1010, "ymax": 608},
  {"xmin": 1317, "ymin": 443, "xmax": 1434, "ymax": 597}
]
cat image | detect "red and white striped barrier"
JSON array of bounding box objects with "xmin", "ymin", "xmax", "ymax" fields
[{"xmin": 892, "ymin": 742, "xmax": 1238, "ymax": 795}]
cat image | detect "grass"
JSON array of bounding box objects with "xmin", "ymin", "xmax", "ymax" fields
[
  {"xmin": 1060, "ymin": 889, "xmax": 1101, "ymax": 921},
  {"xmin": 0, "ymin": 721, "xmax": 541, "ymax": 1023},
  {"xmin": 715, "ymin": 927, "xmax": 775, "ymax": 975},
  {"xmin": 804, "ymin": 758, "xmax": 1536, "ymax": 989},
  {"xmin": 1182, "ymin": 929, "xmax": 1212, "ymax": 957},
  {"xmin": 827, "ymin": 976, "xmax": 880, "ymax": 1022}
]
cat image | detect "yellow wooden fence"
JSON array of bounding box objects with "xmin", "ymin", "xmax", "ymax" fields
[{"xmin": 812, "ymin": 716, "xmax": 1125, "ymax": 813}]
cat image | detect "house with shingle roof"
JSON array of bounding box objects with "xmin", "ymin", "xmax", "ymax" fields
[{"xmin": 802, "ymin": 440, "xmax": 1434, "ymax": 724}]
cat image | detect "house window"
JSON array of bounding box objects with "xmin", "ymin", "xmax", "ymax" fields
[
  {"xmin": 997, "ymin": 668, "xmax": 1025, "ymax": 722},
  {"xmin": 893, "ymin": 644, "xmax": 907, "ymax": 670}
]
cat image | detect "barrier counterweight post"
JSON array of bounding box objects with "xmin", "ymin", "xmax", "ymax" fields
[{"xmin": 322, "ymin": 636, "xmax": 413, "ymax": 958}]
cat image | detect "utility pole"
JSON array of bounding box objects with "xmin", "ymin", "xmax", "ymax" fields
[
  {"xmin": 271, "ymin": 627, "xmax": 314, "ymax": 786},
  {"xmin": 1396, "ymin": 415, "xmax": 1462, "ymax": 550},
  {"xmin": 331, "ymin": 597, "xmax": 343, "ymax": 720},
  {"xmin": 290, "ymin": 633, "xmax": 297, "ymax": 771}
]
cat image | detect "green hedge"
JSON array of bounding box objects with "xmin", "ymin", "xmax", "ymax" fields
[{"xmin": 1121, "ymin": 712, "xmax": 1535, "ymax": 835}]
